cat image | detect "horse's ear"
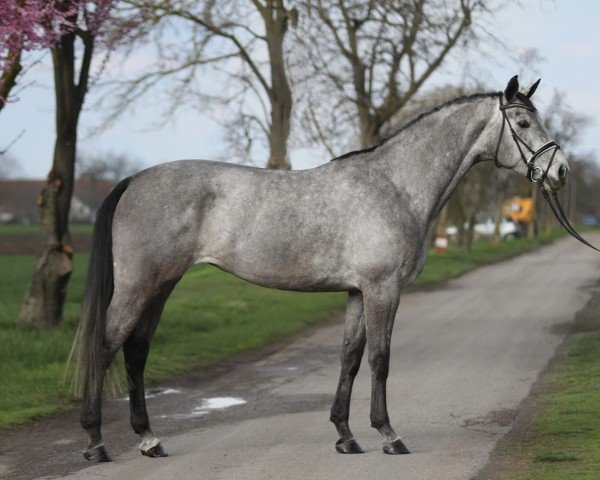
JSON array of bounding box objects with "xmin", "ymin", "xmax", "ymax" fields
[
  {"xmin": 525, "ymin": 79, "xmax": 541, "ymax": 98},
  {"xmin": 504, "ymin": 75, "xmax": 519, "ymax": 102}
]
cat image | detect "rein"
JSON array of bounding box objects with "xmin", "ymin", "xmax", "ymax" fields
[{"xmin": 493, "ymin": 93, "xmax": 600, "ymax": 253}]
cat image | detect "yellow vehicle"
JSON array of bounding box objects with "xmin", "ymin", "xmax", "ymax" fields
[{"xmin": 502, "ymin": 197, "xmax": 534, "ymax": 224}]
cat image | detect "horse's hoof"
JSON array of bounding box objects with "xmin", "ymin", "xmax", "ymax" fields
[
  {"xmin": 335, "ymin": 438, "xmax": 364, "ymax": 454},
  {"xmin": 141, "ymin": 442, "xmax": 168, "ymax": 458},
  {"xmin": 83, "ymin": 444, "xmax": 112, "ymax": 462},
  {"xmin": 383, "ymin": 438, "xmax": 410, "ymax": 455}
]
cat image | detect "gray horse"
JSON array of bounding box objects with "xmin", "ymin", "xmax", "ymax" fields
[{"xmin": 76, "ymin": 76, "xmax": 568, "ymax": 462}]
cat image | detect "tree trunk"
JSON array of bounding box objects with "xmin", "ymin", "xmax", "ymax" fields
[
  {"xmin": 0, "ymin": 50, "xmax": 22, "ymax": 113},
  {"xmin": 464, "ymin": 214, "xmax": 476, "ymax": 252},
  {"xmin": 492, "ymin": 205, "xmax": 502, "ymax": 247},
  {"xmin": 543, "ymin": 193, "xmax": 553, "ymax": 236},
  {"xmin": 356, "ymin": 69, "xmax": 378, "ymax": 149},
  {"xmin": 265, "ymin": 8, "xmax": 292, "ymax": 170},
  {"xmin": 359, "ymin": 120, "xmax": 378, "ymax": 149},
  {"xmin": 19, "ymin": 29, "xmax": 92, "ymax": 328},
  {"xmin": 451, "ymin": 197, "xmax": 467, "ymax": 247},
  {"xmin": 19, "ymin": 168, "xmax": 74, "ymax": 328},
  {"xmin": 267, "ymin": 98, "xmax": 291, "ymax": 170},
  {"xmin": 527, "ymin": 182, "xmax": 538, "ymax": 239}
]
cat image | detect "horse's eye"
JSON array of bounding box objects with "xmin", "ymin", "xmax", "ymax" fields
[{"xmin": 517, "ymin": 120, "xmax": 531, "ymax": 128}]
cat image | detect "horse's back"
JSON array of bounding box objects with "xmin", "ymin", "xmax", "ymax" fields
[{"xmin": 110, "ymin": 159, "xmax": 417, "ymax": 291}]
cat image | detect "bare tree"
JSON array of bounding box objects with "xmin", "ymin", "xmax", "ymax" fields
[
  {"xmin": 109, "ymin": 0, "xmax": 297, "ymax": 169},
  {"xmin": 296, "ymin": 0, "xmax": 499, "ymax": 152},
  {"xmin": 568, "ymin": 153, "xmax": 600, "ymax": 221},
  {"xmin": 542, "ymin": 90, "xmax": 598, "ymax": 225},
  {"xmin": 449, "ymin": 162, "xmax": 518, "ymax": 249}
]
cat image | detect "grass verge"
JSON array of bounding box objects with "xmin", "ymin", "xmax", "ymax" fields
[
  {"xmin": 0, "ymin": 230, "xmax": 565, "ymax": 428},
  {"xmin": 475, "ymin": 282, "xmax": 600, "ymax": 480}
]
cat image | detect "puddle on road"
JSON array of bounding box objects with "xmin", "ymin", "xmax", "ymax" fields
[
  {"xmin": 160, "ymin": 396, "xmax": 247, "ymax": 420},
  {"xmin": 145, "ymin": 388, "xmax": 181, "ymax": 399},
  {"xmin": 118, "ymin": 387, "xmax": 182, "ymax": 401},
  {"xmin": 253, "ymin": 365, "xmax": 300, "ymax": 377},
  {"xmin": 199, "ymin": 397, "xmax": 247, "ymax": 410}
]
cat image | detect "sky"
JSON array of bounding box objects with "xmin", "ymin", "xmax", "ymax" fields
[{"xmin": 1, "ymin": 0, "xmax": 599, "ymax": 178}]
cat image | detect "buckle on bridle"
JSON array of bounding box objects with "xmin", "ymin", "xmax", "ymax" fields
[
  {"xmin": 527, "ymin": 141, "xmax": 560, "ymax": 183},
  {"xmin": 527, "ymin": 165, "xmax": 544, "ymax": 183}
]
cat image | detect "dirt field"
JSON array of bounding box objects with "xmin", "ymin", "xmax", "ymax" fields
[{"xmin": 0, "ymin": 232, "xmax": 91, "ymax": 255}]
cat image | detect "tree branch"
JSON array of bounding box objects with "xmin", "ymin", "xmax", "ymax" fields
[
  {"xmin": 75, "ymin": 28, "xmax": 95, "ymax": 114},
  {"xmin": 165, "ymin": 7, "xmax": 272, "ymax": 96}
]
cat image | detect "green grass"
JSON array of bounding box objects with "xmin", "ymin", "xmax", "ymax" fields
[
  {"xmin": 0, "ymin": 256, "xmax": 346, "ymax": 427},
  {"xmin": 515, "ymin": 295, "xmax": 600, "ymax": 480},
  {"xmin": 478, "ymin": 281, "xmax": 600, "ymax": 480},
  {"xmin": 0, "ymin": 231, "xmax": 565, "ymax": 428}
]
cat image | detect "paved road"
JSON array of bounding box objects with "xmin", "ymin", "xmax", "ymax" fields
[{"xmin": 5, "ymin": 234, "xmax": 600, "ymax": 480}]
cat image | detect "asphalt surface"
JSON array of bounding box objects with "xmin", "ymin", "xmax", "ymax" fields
[{"xmin": 4, "ymin": 234, "xmax": 600, "ymax": 480}]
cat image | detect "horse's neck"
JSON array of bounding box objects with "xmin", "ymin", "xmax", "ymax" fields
[{"xmin": 375, "ymin": 97, "xmax": 497, "ymax": 231}]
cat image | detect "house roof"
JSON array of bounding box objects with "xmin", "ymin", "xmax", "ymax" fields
[{"xmin": 0, "ymin": 178, "xmax": 115, "ymax": 220}]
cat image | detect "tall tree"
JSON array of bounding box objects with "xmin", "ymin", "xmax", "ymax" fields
[
  {"xmin": 18, "ymin": 0, "xmax": 117, "ymax": 328},
  {"xmin": 112, "ymin": 0, "xmax": 297, "ymax": 169},
  {"xmin": 298, "ymin": 0, "xmax": 494, "ymax": 151}
]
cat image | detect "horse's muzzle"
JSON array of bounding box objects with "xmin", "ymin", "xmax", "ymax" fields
[{"xmin": 545, "ymin": 161, "xmax": 569, "ymax": 191}]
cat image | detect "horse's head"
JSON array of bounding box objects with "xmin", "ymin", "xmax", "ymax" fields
[{"xmin": 494, "ymin": 75, "xmax": 568, "ymax": 192}]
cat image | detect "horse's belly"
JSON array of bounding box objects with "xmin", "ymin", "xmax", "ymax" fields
[{"xmin": 195, "ymin": 246, "xmax": 356, "ymax": 292}]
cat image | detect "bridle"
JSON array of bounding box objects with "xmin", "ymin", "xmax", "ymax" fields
[
  {"xmin": 493, "ymin": 93, "xmax": 600, "ymax": 252},
  {"xmin": 493, "ymin": 93, "xmax": 560, "ymax": 184}
]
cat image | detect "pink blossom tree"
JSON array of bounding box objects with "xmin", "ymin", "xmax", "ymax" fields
[
  {"xmin": 0, "ymin": 1, "xmax": 76, "ymax": 110},
  {"xmin": 5, "ymin": 0, "xmax": 120, "ymax": 328}
]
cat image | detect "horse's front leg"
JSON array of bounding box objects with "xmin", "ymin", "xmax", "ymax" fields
[
  {"xmin": 330, "ymin": 291, "xmax": 366, "ymax": 453},
  {"xmin": 364, "ymin": 282, "xmax": 410, "ymax": 455}
]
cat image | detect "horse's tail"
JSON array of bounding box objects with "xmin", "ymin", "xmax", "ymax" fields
[{"xmin": 70, "ymin": 176, "xmax": 133, "ymax": 397}]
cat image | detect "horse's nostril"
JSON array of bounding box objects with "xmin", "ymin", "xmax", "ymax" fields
[{"xmin": 558, "ymin": 165, "xmax": 568, "ymax": 180}]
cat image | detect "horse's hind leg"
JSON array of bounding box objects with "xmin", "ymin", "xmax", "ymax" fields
[
  {"xmin": 330, "ymin": 291, "xmax": 366, "ymax": 454},
  {"xmin": 364, "ymin": 282, "xmax": 410, "ymax": 455},
  {"xmin": 81, "ymin": 356, "xmax": 114, "ymax": 462},
  {"xmin": 81, "ymin": 281, "xmax": 170, "ymax": 462},
  {"xmin": 123, "ymin": 284, "xmax": 176, "ymax": 458},
  {"xmin": 81, "ymin": 290, "xmax": 150, "ymax": 462}
]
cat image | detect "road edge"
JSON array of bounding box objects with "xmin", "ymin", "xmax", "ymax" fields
[{"xmin": 473, "ymin": 276, "xmax": 600, "ymax": 480}]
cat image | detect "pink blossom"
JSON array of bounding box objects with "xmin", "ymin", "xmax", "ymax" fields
[{"xmin": 0, "ymin": 1, "xmax": 116, "ymax": 101}]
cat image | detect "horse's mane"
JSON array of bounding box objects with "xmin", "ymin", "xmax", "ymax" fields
[{"xmin": 332, "ymin": 91, "xmax": 504, "ymax": 162}]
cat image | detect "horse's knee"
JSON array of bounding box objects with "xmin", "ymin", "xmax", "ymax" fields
[
  {"xmin": 369, "ymin": 350, "xmax": 390, "ymax": 381},
  {"xmin": 343, "ymin": 342, "xmax": 364, "ymax": 368},
  {"xmin": 330, "ymin": 402, "xmax": 349, "ymax": 425}
]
